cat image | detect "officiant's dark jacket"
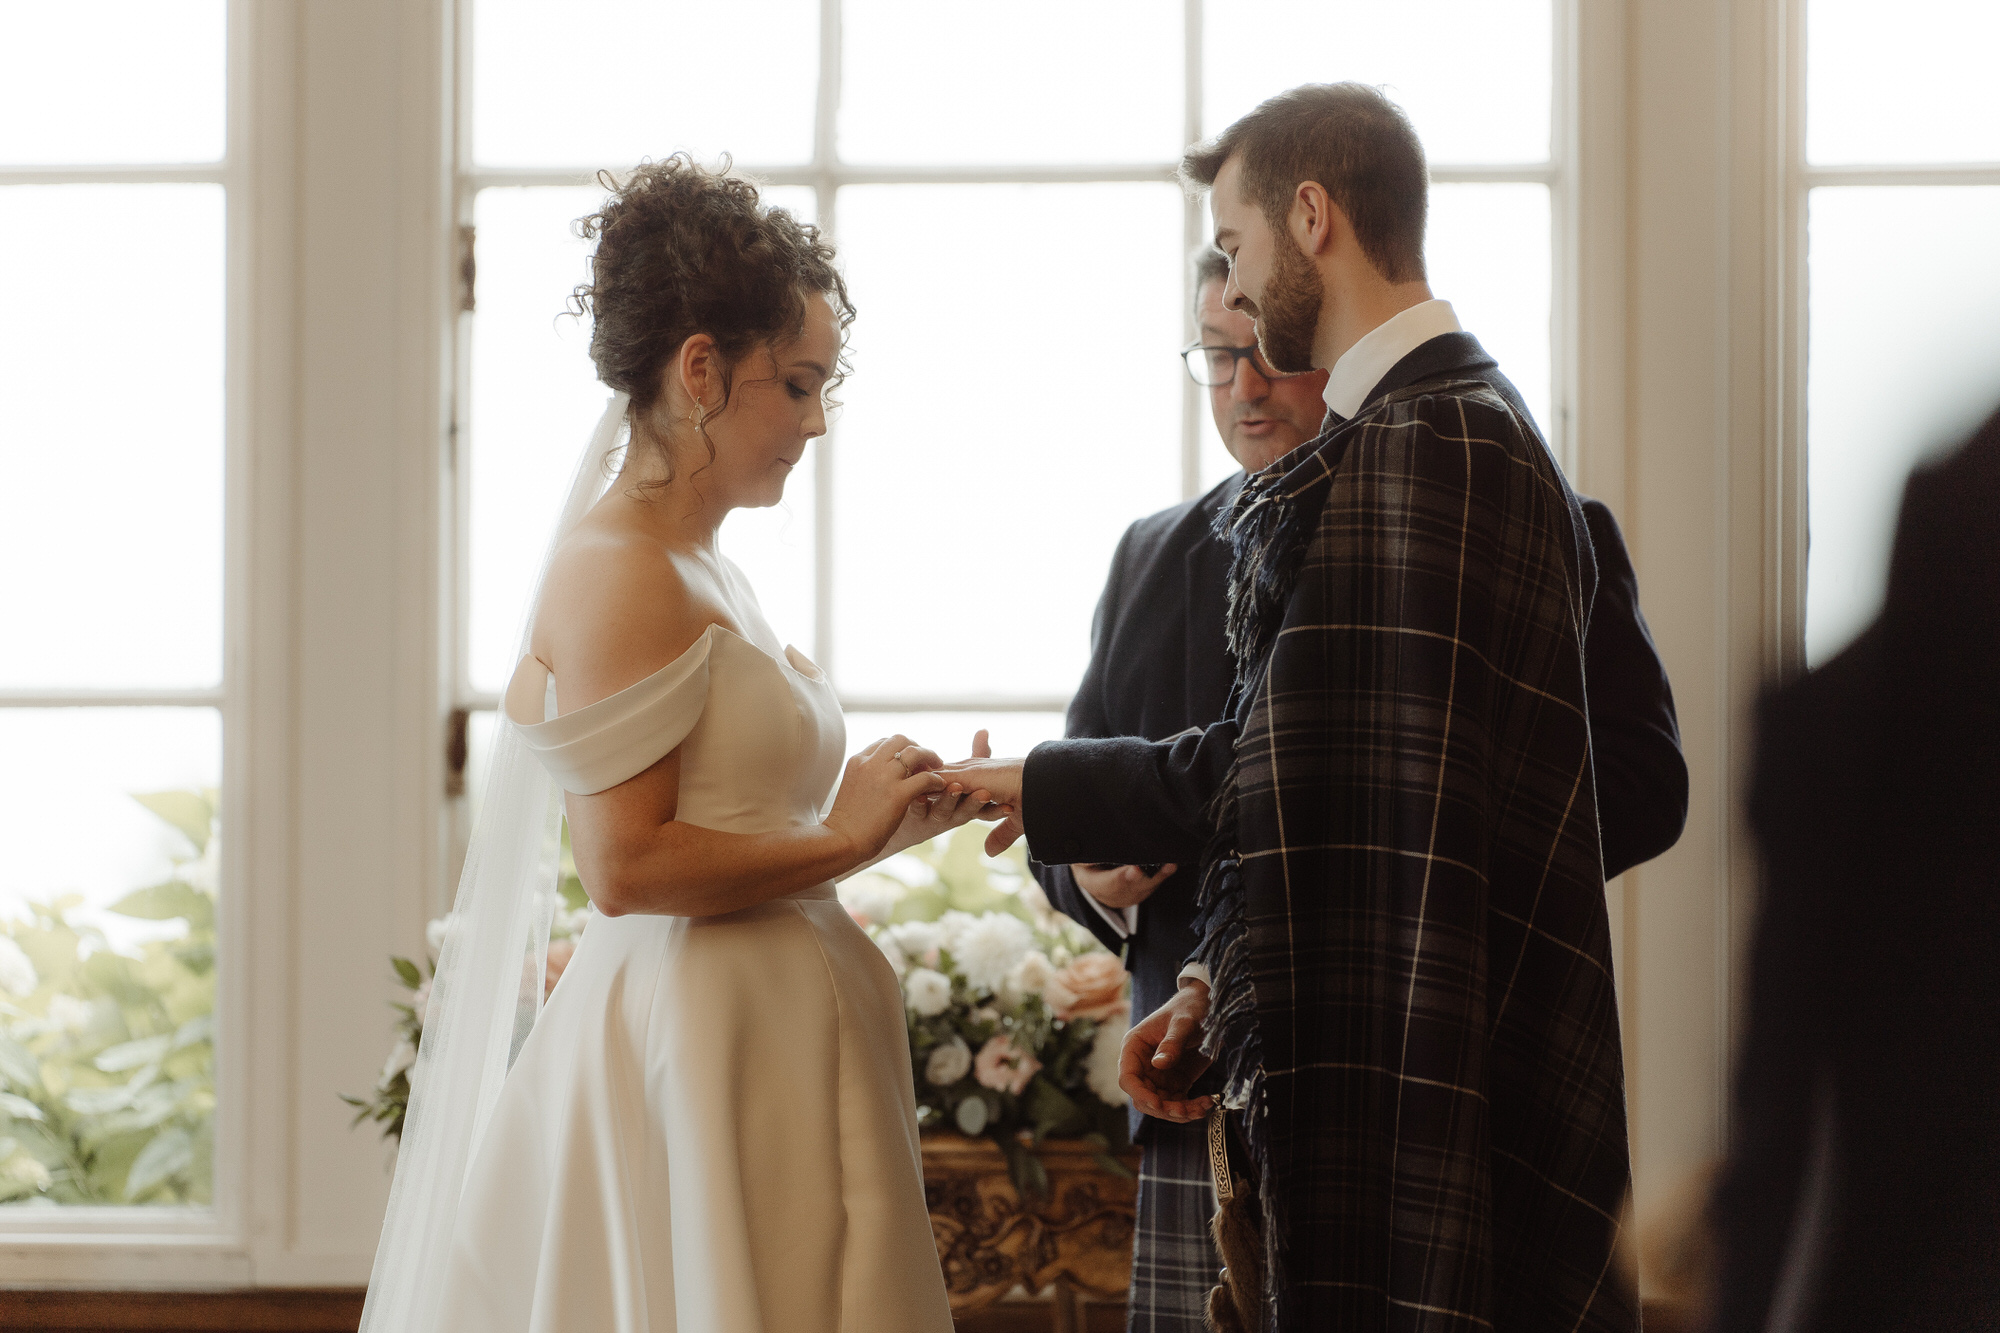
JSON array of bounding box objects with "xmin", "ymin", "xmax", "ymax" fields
[
  {"xmin": 1033, "ymin": 366, "xmax": 1688, "ymax": 1140},
  {"xmin": 1712, "ymin": 406, "xmax": 2000, "ymax": 1333}
]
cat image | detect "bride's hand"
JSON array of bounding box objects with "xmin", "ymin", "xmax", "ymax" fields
[
  {"xmin": 823, "ymin": 735, "xmax": 947, "ymax": 866},
  {"xmin": 878, "ymin": 730, "xmax": 1008, "ymax": 859}
]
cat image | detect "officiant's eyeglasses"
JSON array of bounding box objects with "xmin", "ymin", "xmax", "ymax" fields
[{"xmin": 1181, "ymin": 341, "xmax": 1280, "ymax": 387}]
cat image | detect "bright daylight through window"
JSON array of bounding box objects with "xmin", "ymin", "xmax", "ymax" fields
[
  {"xmin": 0, "ymin": 0, "xmax": 228, "ymax": 1209},
  {"xmin": 454, "ymin": 0, "xmax": 1559, "ymax": 824},
  {"xmin": 1803, "ymin": 0, "xmax": 2000, "ymax": 664}
]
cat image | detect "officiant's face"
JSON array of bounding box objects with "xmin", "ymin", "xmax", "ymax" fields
[
  {"xmin": 1196, "ymin": 278, "xmax": 1329, "ymax": 473},
  {"xmin": 701, "ymin": 291, "xmax": 840, "ymax": 510}
]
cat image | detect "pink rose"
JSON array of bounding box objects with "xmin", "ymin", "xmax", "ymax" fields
[
  {"xmin": 973, "ymin": 1034, "xmax": 1041, "ymax": 1096},
  {"xmin": 544, "ymin": 939, "xmax": 577, "ymax": 997},
  {"xmin": 1045, "ymin": 952, "xmax": 1129, "ymax": 1023}
]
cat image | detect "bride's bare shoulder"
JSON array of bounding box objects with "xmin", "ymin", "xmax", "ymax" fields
[{"xmin": 530, "ymin": 521, "xmax": 725, "ymax": 712}]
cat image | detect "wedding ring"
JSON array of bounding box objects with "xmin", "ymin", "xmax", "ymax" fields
[{"xmin": 891, "ymin": 749, "xmax": 911, "ymax": 776}]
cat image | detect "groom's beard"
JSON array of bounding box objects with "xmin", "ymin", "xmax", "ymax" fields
[{"xmin": 1254, "ymin": 237, "xmax": 1324, "ymax": 376}]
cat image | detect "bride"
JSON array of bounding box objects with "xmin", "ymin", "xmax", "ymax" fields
[{"xmin": 360, "ymin": 156, "xmax": 996, "ymax": 1332}]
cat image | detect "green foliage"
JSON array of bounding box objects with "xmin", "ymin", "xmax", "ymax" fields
[{"xmin": 0, "ymin": 791, "xmax": 218, "ymax": 1206}]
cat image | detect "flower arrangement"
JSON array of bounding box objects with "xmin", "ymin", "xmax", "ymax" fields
[
  {"xmin": 343, "ymin": 850, "xmax": 590, "ymax": 1144},
  {"xmin": 841, "ymin": 825, "xmax": 1133, "ymax": 1199},
  {"xmin": 0, "ymin": 790, "xmax": 218, "ymax": 1205}
]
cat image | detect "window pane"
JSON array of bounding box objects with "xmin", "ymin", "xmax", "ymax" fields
[
  {"xmin": 0, "ymin": 708, "xmax": 219, "ymax": 1206},
  {"xmin": 471, "ymin": 0, "xmax": 818, "ymax": 168},
  {"xmin": 0, "ymin": 1, "xmax": 225, "ymax": 165},
  {"xmin": 841, "ymin": 1, "xmax": 1181, "ymax": 165},
  {"xmin": 468, "ymin": 185, "xmax": 819, "ymax": 692},
  {"xmin": 1806, "ymin": 186, "xmax": 2000, "ymax": 664},
  {"xmin": 1205, "ymin": 1, "xmax": 1551, "ymax": 164},
  {"xmin": 843, "ymin": 712, "xmax": 1067, "ymax": 766},
  {"xmin": 1808, "ymin": 0, "xmax": 2000, "ymax": 165},
  {"xmin": 831, "ymin": 183, "xmax": 1184, "ymax": 700},
  {"xmin": 0, "ymin": 185, "xmax": 224, "ymax": 690},
  {"xmin": 1427, "ymin": 183, "xmax": 1551, "ymax": 440}
]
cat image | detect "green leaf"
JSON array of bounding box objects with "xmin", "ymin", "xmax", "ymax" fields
[
  {"xmin": 391, "ymin": 957, "xmax": 423, "ymax": 990},
  {"xmin": 108, "ymin": 881, "xmax": 213, "ymax": 931},
  {"xmin": 1023, "ymin": 1078, "xmax": 1087, "ymax": 1140},
  {"xmin": 66, "ymin": 1084, "xmax": 134, "ymax": 1115},
  {"xmin": 996, "ymin": 1134, "xmax": 1050, "ymax": 1202},
  {"xmin": 125, "ymin": 1126, "xmax": 194, "ymax": 1200},
  {"xmin": 96, "ymin": 1035, "xmax": 172, "ymax": 1073},
  {"xmin": 171, "ymin": 940, "xmax": 216, "ymax": 976},
  {"xmin": 131, "ymin": 792, "xmax": 213, "ymax": 854},
  {"xmin": 0, "ymin": 1092, "xmax": 46, "ymax": 1122},
  {"xmin": 0, "ymin": 1037, "xmax": 40, "ymax": 1091}
]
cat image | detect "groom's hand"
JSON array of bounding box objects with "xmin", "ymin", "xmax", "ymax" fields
[
  {"xmin": 1120, "ymin": 981, "xmax": 1215, "ymax": 1122},
  {"xmin": 933, "ymin": 751, "xmax": 1026, "ymax": 856}
]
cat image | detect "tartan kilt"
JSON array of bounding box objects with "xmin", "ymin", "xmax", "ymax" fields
[{"xmin": 1127, "ymin": 1117, "xmax": 1219, "ymax": 1333}]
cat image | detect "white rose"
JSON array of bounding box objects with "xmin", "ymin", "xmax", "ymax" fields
[
  {"xmin": 0, "ymin": 937, "xmax": 37, "ymax": 998},
  {"xmin": 903, "ymin": 967, "xmax": 953, "ymax": 1017},
  {"xmin": 954, "ymin": 913, "xmax": 1034, "ymax": 993},
  {"xmin": 1086, "ymin": 1008, "xmax": 1130, "ymax": 1108},
  {"xmin": 1002, "ymin": 950, "xmax": 1057, "ymax": 1007},
  {"xmin": 937, "ymin": 910, "xmax": 980, "ymax": 954},
  {"xmin": 839, "ymin": 875, "xmax": 904, "ymax": 929},
  {"xmin": 925, "ymin": 1037, "xmax": 972, "ymax": 1087},
  {"xmin": 885, "ymin": 921, "xmax": 945, "ymax": 968},
  {"xmin": 378, "ymin": 1037, "xmax": 417, "ymax": 1090},
  {"xmin": 873, "ymin": 932, "xmax": 909, "ymax": 978},
  {"xmin": 425, "ymin": 915, "xmax": 454, "ymax": 956},
  {"xmin": 409, "ymin": 980, "xmax": 432, "ymax": 1027}
]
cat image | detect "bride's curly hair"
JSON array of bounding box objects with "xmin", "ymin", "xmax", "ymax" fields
[{"xmin": 570, "ymin": 153, "xmax": 854, "ymax": 480}]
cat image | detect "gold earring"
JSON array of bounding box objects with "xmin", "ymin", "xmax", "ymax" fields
[{"xmin": 686, "ymin": 400, "xmax": 707, "ymax": 429}]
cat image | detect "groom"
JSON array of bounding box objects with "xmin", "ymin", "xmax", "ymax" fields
[{"xmin": 947, "ymin": 83, "xmax": 1636, "ymax": 1330}]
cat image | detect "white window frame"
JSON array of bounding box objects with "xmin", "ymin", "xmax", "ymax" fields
[
  {"xmin": 444, "ymin": 0, "xmax": 1575, "ymax": 794},
  {"xmin": 0, "ymin": 0, "xmax": 251, "ymax": 1270}
]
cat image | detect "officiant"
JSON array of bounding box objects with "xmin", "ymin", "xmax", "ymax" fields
[{"xmin": 1031, "ymin": 244, "xmax": 1687, "ymax": 1331}]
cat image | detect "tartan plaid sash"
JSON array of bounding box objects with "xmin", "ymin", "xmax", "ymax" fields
[{"xmin": 1191, "ymin": 378, "xmax": 1637, "ymax": 1332}]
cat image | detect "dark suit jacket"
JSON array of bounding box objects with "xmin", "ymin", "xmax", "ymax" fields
[
  {"xmin": 1713, "ymin": 407, "xmax": 2000, "ymax": 1332},
  {"xmin": 1032, "ymin": 341, "xmax": 1687, "ymax": 1136}
]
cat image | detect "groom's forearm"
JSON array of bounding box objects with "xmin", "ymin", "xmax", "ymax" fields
[{"xmin": 1021, "ymin": 722, "xmax": 1236, "ymax": 867}]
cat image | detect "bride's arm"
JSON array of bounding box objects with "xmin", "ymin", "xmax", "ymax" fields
[
  {"xmin": 536, "ymin": 532, "xmax": 945, "ymax": 918},
  {"xmin": 566, "ymin": 735, "xmax": 945, "ymax": 918}
]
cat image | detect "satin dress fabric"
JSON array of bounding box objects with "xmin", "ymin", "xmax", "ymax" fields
[{"xmin": 433, "ymin": 576, "xmax": 952, "ymax": 1333}]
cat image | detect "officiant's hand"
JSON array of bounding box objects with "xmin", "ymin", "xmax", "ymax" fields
[
  {"xmin": 1074, "ymin": 862, "xmax": 1177, "ymax": 910},
  {"xmin": 1119, "ymin": 981, "xmax": 1215, "ymax": 1122},
  {"xmin": 933, "ymin": 754, "xmax": 1025, "ymax": 855},
  {"xmin": 823, "ymin": 735, "xmax": 947, "ymax": 865}
]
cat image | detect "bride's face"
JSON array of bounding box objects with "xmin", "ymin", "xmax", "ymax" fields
[{"xmin": 704, "ymin": 292, "xmax": 842, "ymax": 510}]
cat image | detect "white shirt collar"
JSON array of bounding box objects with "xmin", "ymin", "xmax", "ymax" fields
[{"xmin": 1322, "ymin": 298, "xmax": 1463, "ymax": 418}]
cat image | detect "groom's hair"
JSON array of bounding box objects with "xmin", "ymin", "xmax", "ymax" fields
[{"xmin": 1180, "ymin": 83, "xmax": 1428, "ymax": 285}]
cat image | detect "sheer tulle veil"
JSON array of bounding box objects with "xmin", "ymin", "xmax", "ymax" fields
[{"xmin": 358, "ymin": 392, "xmax": 632, "ymax": 1332}]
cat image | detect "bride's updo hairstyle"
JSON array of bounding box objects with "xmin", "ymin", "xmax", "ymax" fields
[{"xmin": 571, "ymin": 152, "xmax": 854, "ymax": 475}]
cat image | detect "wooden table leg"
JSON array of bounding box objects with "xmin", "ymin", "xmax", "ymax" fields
[{"xmin": 1050, "ymin": 1279, "xmax": 1084, "ymax": 1333}]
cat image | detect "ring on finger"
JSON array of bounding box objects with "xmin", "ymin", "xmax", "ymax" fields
[{"xmin": 890, "ymin": 748, "xmax": 911, "ymax": 776}]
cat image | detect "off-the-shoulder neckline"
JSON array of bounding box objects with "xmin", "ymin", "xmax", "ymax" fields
[{"xmin": 506, "ymin": 622, "xmax": 824, "ymax": 730}]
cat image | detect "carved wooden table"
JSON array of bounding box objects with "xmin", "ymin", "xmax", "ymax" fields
[{"xmin": 923, "ymin": 1132, "xmax": 1142, "ymax": 1332}]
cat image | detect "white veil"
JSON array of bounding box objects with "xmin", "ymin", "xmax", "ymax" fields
[{"xmin": 358, "ymin": 392, "xmax": 632, "ymax": 1332}]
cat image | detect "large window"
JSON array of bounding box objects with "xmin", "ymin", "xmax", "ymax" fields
[
  {"xmin": 451, "ymin": 0, "xmax": 1560, "ymax": 846},
  {"xmin": 1802, "ymin": 0, "xmax": 2000, "ymax": 663},
  {"xmin": 0, "ymin": 1, "xmax": 230, "ymax": 1212}
]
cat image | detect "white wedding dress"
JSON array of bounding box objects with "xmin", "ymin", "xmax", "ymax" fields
[{"xmin": 431, "ymin": 563, "xmax": 953, "ymax": 1333}]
